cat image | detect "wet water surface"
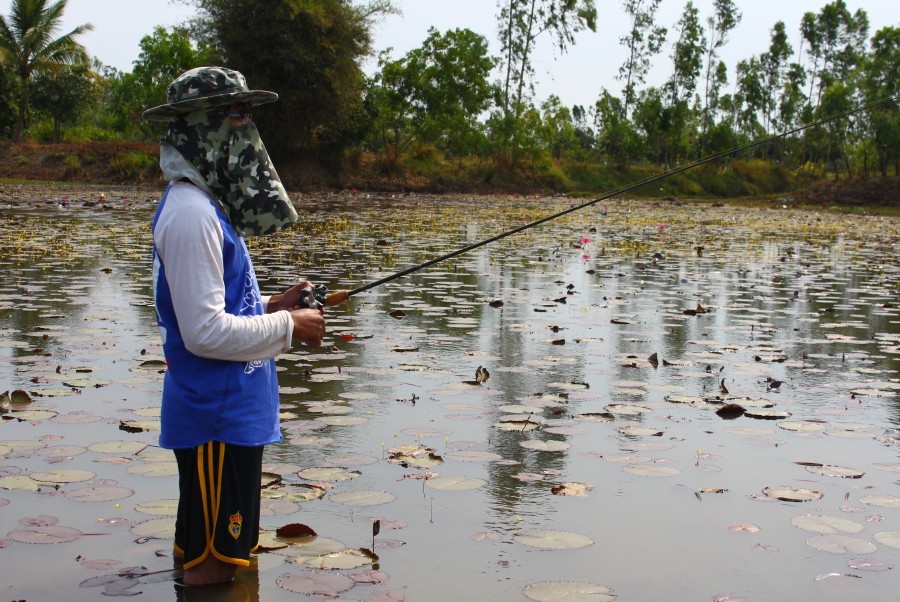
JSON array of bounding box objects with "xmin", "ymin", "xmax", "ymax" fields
[{"xmin": 1, "ymin": 185, "xmax": 899, "ymax": 601}]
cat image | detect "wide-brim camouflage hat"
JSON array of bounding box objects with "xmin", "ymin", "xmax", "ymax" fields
[{"xmin": 142, "ymin": 66, "xmax": 278, "ymax": 120}]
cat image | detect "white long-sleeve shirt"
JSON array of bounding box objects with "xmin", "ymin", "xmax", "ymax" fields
[{"xmin": 152, "ymin": 181, "xmax": 293, "ymax": 362}]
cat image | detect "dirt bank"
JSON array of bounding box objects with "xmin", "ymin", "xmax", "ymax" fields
[{"xmin": 1, "ymin": 141, "xmax": 897, "ymax": 205}]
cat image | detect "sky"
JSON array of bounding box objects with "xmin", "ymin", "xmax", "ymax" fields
[{"xmin": 13, "ymin": 0, "xmax": 898, "ymax": 111}]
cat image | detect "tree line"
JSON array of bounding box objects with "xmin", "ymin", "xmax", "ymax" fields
[{"xmin": 1, "ymin": 0, "xmax": 897, "ymax": 183}]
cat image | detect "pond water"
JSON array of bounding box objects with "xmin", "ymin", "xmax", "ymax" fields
[{"xmin": 1, "ymin": 185, "xmax": 898, "ymax": 602}]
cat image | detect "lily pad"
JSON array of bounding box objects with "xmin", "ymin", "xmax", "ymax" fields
[
  {"xmin": 605, "ymin": 404, "xmax": 652, "ymax": 415},
  {"xmin": 130, "ymin": 517, "xmax": 175, "ymax": 539},
  {"xmin": 446, "ymin": 450, "xmax": 503, "ymax": 462},
  {"xmin": 135, "ymin": 499, "xmax": 178, "ymax": 515},
  {"xmin": 65, "ymin": 486, "xmax": 134, "ymax": 502},
  {"xmin": 519, "ymin": 440, "xmax": 571, "ymax": 452},
  {"xmin": 29, "ymin": 469, "xmax": 94, "ymax": 484},
  {"xmin": 618, "ymin": 426, "xmax": 663, "ymax": 437},
  {"xmin": 87, "ymin": 440, "xmax": 148, "ymax": 454},
  {"xmin": 777, "ymin": 421, "xmax": 826, "ymax": 432},
  {"xmin": 276, "ymin": 571, "xmax": 356, "ymax": 595},
  {"xmin": 874, "ymin": 531, "xmax": 900, "ymax": 550},
  {"xmin": 523, "ymin": 581, "xmax": 617, "ymax": 601},
  {"xmin": 8, "ymin": 525, "xmax": 82, "ymax": 544},
  {"xmin": 806, "ymin": 535, "xmax": 877, "ymax": 554},
  {"xmin": 804, "ymin": 464, "xmax": 865, "ymax": 479},
  {"xmin": 791, "ymin": 515, "xmax": 863, "ymax": 534},
  {"xmin": 330, "ymin": 490, "xmax": 396, "ymax": 506},
  {"xmin": 860, "ymin": 495, "xmax": 900, "ymax": 509},
  {"xmin": 623, "ymin": 465, "xmax": 681, "ymax": 477},
  {"xmin": 297, "ymin": 467, "xmax": 362, "ymax": 481},
  {"xmin": 289, "ymin": 547, "xmax": 377, "ymax": 570},
  {"xmin": 514, "ymin": 529, "xmax": 593, "ymax": 550},
  {"xmin": 763, "ymin": 486, "xmax": 823, "ymax": 502},
  {"xmin": 426, "ymin": 476, "xmax": 486, "ymax": 491}
]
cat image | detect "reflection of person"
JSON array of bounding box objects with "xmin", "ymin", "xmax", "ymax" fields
[{"xmin": 144, "ymin": 67, "xmax": 325, "ymax": 587}]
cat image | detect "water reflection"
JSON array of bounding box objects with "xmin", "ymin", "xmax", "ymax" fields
[{"xmin": 0, "ymin": 189, "xmax": 898, "ymax": 600}]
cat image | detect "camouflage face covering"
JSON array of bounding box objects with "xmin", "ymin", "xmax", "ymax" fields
[{"xmin": 163, "ymin": 108, "xmax": 297, "ymax": 237}]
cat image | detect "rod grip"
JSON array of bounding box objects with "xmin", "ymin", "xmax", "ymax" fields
[{"xmin": 325, "ymin": 290, "xmax": 350, "ymax": 306}]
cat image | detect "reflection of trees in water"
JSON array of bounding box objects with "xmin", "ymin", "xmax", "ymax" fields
[
  {"xmin": 0, "ymin": 207, "xmax": 155, "ymax": 361},
  {"xmin": 484, "ymin": 429, "xmax": 569, "ymax": 520}
]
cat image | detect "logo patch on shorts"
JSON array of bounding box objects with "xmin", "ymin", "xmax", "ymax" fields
[{"xmin": 228, "ymin": 511, "xmax": 243, "ymax": 539}]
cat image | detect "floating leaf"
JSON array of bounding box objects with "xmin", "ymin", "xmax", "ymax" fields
[
  {"xmin": 276, "ymin": 571, "xmax": 355, "ymax": 595},
  {"xmin": 874, "ymin": 531, "xmax": 900, "ymax": 550},
  {"xmin": 523, "ymin": 581, "xmax": 616, "ymax": 601},
  {"xmin": 605, "ymin": 404, "xmax": 652, "ymax": 415},
  {"xmin": 514, "ymin": 529, "xmax": 593, "ymax": 550},
  {"xmin": 130, "ymin": 517, "xmax": 175, "ymax": 539},
  {"xmin": 0, "ymin": 475, "xmax": 41, "ymax": 491},
  {"xmin": 446, "ymin": 450, "xmax": 503, "ymax": 462},
  {"xmin": 727, "ymin": 524, "xmax": 761, "ymax": 533},
  {"xmin": 791, "ymin": 515, "xmax": 863, "ymax": 534},
  {"xmin": 290, "ymin": 547, "xmax": 377, "ymax": 570},
  {"xmin": 575, "ymin": 412, "xmax": 614, "ymax": 423},
  {"xmin": 426, "ymin": 476, "xmax": 486, "ymax": 491},
  {"xmin": 617, "ymin": 426, "xmax": 663, "ymax": 437},
  {"xmin": 777, "ymin": 421, "xmax": 826, "ymax": 432},
  {"xmin": 860, "ymin": 496, "xmax": 900, "ymax": 509},
  {"xmin": 275, "ymin": 523, "xmax": 317, "ymax": 539},
  {"xmin": 8, "ymin": 525, "xmax": 82, "ymax": 544},
  {"xmin": 848, "ymin": 558, "xmax": 893, "ymax": 571},
  {"xmin": 88, "ymin": 440, "xmax": 148, "ymax": 454},
  {"xmin": 10, "ymin": 389, "xmax": 33, "ymax": 404},
  {"xmin": 29, "ymin": 469, "xmax": 94, "ymax": 484},
  {"xmin": 716, "ymin": 404, "xmax": 746, "ymax": 419},
  {"xmin": 134, "ymin": 500, "xmax": 178, "ymax": 516},
  {"xmin": 350, "ymin": 569, "xmax": 389, "ymax": 584},
  {"xmin": 806, "ymin": 535, "xmax": 877, "ymax": 554},
  {"xmin": 551, "ymin": 482, "xmax": 592, "ymax": 496},
  {"xmin": 65, "ymin": 486, "xmax": 134, "ymax": 502},
  {"xmin": 744, "ymin": 410, "xmax": 790, "ymax": 420},
  {"xmin": 623, "ymin": 464, "xmax": 681, "ymax": 477},
  {"xmin": 297, "ymin": 467, "xmax": 361, "ymax": 481},
  {"xmin": 330, "ymin": 490, "xmax": 396, "ymax": 506},
  {"xmin": 126, "ymin": 462, "xmax": 177, "ymax": 477},
  {"xmin": 763, "ymin": 486, "xmax": 823, "ymax": 502},
  {"xmin": 805, "ymin": 464, "xmax": 864, "ymax": 479},
  {"xmin": 519, "ymin": 440, "xmax": 570, "ymax": 452}
]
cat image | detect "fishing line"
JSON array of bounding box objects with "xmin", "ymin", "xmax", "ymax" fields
[{"xmin": 321, "ymin": 95, "xmax": 897, "ymax": 307}]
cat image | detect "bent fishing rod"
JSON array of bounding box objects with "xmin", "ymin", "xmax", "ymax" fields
[{"xmin": 307, "ymin": 95, "xmax": 897, "ymax": 309}]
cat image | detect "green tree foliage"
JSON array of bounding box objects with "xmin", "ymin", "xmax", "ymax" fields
[
  {"xmin": 365, "ymin": 28, "xmax": 496, "ymax": 170},
  {"xmin": 495, "ymin": 0, "xmax": 596, "ymax": 166},
  {"xmin": 760, "ymin": 21, "xmax": 793, "ymax": 134},
  {"xmin": 188, "ymin": 0, "xmax": 394, "ymax": 173},
  {"xmin": 0, "ymin": 61, "xmax": 17, "ymax": 137},
  {"xmin": 801, "ymin": 1, "xmax": 868, "ymax": 110},
  {"xmin": 102, "ymin": 26, "xmax": 216, "ymax": 140},
  {"xmin": 860, "ymin": 26, "xmax": 898, "ymax": 176},
  {"xmin": 0, "ymin": 0, "xmax": 92, "ymax": 141},
  {"xmin": 666, "ymin": 1, "xmax": 705, "ymax": 163},
  {"xmin": 701, "ymin": 0, "xmax": 739, "ymax": 133},
  {"xmin": 617, "ymin": 0, "xmax": 666, "ymax": 119},
  {"xmin": 29, "ymin": 63, "xmax": 97, "ymax": 141},
  {"xmin": 593, "ymin": 89, "xmax": 635, "ymax": 166},
  {"xmin": 538, "ymin": 94, "xmax": 578, "ymax": 160}
]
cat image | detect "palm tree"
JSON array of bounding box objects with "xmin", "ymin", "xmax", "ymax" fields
[{"xmin": 0, "ymin": 0, "xmax": 92, "ymax": 142}]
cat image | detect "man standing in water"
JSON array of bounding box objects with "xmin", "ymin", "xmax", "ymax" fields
[{"xmin": 144, "ymin": 67, "xmax": 326, "ymax": 587}]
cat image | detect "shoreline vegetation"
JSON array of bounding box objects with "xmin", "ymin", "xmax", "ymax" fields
[{"xmin": 1, "ymin": 141, "xmax": 897, "ymax": 213}]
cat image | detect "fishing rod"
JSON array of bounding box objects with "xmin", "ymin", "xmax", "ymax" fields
[{"xmin": 310, "ymin": 94, "xmax": 897, "ymax": 309}]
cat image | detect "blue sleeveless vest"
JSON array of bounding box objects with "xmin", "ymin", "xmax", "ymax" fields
[{"xmin": 152, "ymin": 184, "xmax": 282, "ymax": 449}]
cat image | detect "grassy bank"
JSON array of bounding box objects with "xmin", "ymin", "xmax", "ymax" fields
[{"xmin": 1, "ymin": 141, "xmax": 896, "ymax": 210}]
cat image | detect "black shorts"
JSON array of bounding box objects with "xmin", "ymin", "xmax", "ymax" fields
[{"xmin": 173, "ymin": 441, "xmax": 263, "ymax": 570}]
